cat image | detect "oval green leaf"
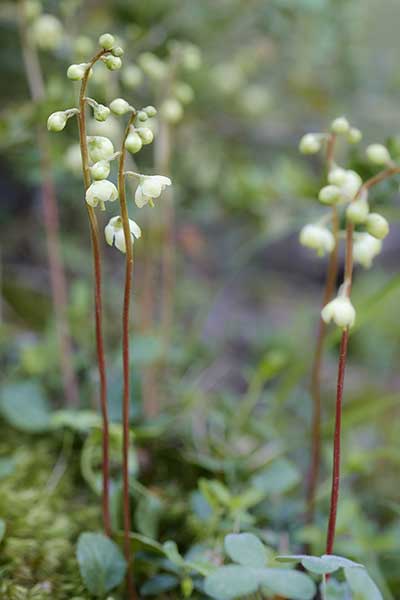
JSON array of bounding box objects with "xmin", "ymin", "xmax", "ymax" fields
[
  {"xmin": 224, "ymin": 533, "xmax": 266, "ymax": 567},
  {"xmin": 77, "ymin": 532, "xmax": 126, "ymax": 597},
  {"xmin": 204, "ymin": 565, "xmax": 259, "ymax": 600}
]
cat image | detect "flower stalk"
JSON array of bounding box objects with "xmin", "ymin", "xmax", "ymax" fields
[{"xmin": 77, "ymin": 48, "xmax": 111, "ymax": 537}]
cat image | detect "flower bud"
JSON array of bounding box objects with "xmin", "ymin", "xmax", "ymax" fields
[
  {"xmin": 160, "ymin": 98, "xmax": 183, "ymax": 124},
  {"xmin": 366, "ymin": 143, "xmax": 391, "ymax": 165},
  {"xmin": 137, "ymin": 111, "xmax": 148, "ymax": 122},
  {"xmin": 299, "ymin": 224, "xmax": 335, "ymax": 256},
  {"xmin": 31, "ymin": 14, "xmax": 63, "ymax": 50},
  {"xmin": 321, "ymin": 296, "xmax": 356, "ymax": 328},
  {"xmin": 341, "ymin": 170, "xmax": 362, "ymax": 200},
  {"xmin": 346, "ymin": 193, "xmax": 369, "ymax": 224},
  {"xmin": 112, "ymin": 46, "xmax": 124, "ymax": 57},
  {"xmin": 103, "ymin": 55, "xmax": 122, "ymax": 71},
  {"xmin": 347, "ymin": 127, "xmax": 362, "ymax": 144},
  {"xmin": 99, "ymin": 33, "xmax": 115, "ymax": 50},
  {"xmin": 318, "ymin": 185, "xmax": 341, "ymax": 205},
  {"xmin": 109, "ymin": 98, "xmax": 131, "ymax": 116},
  {"xmin": 299, "ymin": 134, "xmax": 321, "ymax": 155},
  {"xmin": 143, "ymin": 105, "xmax": 157, "ymax": 117},
  {"xmin": 136, "ymin": 127, "xmax": 154, "ymax": 145},
  {"xmin": 365, "ymin": 213, "xmax": 389, "ymax": 240},
  {"xmin": 173, "ymin": 82, "xmax": 194, "ymax": 104},
  {"xmin": 47, "ymin": 111, "xmax": 67, "ymax": 132},
  {"xmin": 93, "ymin": 104, "xmax": 110, "ymax": 122},
  {"xmin": 121, "ymin": 64, "xmax": 143, "ymax": 89},
  {"xmin": 87, "ymin": 136, "xmax": 114, "ymax": 162},
  {"xmin": 125, "ymin": 132, "xmax": 143, "ymax": 154},
  {"xmin": 353, "ymin": 233, "xmax": 382, "ymax": 268},
  {"xmin": 90, "ymin": 160, "xmax": 110, "ymax": 181},
  {"xmin": 138, "ymin": 52, "xmax": 167, "ymax": 80},
  {"xmin": 86, "ymin": 180, "xmax": 118, "ymax": 208},
  {"xmin": 67, "ymin": 63, "xmax": 87, "ymax": 81},
  {"xmin": 331, "ymin": 116, "xmax": 350, "ymax": 134},
  {"xmin": 328, "ymin": 167, "xmax": 347, "ymax": 186}
]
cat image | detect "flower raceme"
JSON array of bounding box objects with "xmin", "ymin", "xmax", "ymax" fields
[
  {"xmin": 105, "ymin": 216, "xmax": 141, "ymax": 253},
  {"xmin": 321, "ymin": 296, "xmax": 356, "ymax": 329},
  {"xmin": 134, "ymin": 175, "xmax": 172, "ymax": 208}
]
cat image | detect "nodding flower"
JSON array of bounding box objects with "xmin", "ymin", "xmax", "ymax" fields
[
  {"xmin": 134, "ymin": 175, "xmax": 172, "ymax": 208},
  {"xmin": 321, "ymin": 296, "xmax": 356, "ymax": 329},
  {"xmin": 86, "ymin": 180, "xmax": 118, "ymax": 210},
  {"xmin": 105, "ymin": 216, "xmax": 141, "ymax": 253}
]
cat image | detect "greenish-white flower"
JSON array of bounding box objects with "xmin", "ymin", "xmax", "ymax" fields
[
  {"xmin": 299, "ymin": 224, "xmax": 335, "ymax": 256},
  {"xmin": 321, "ymin": 296, "xmax": 356, "ymax": 328},
  {"xmin": 135, "ymin": 175, "xmax": 172, "ymax": 208},
  {"xmin": 299, "ymin": 134, "xmax": 321, "ymax": 155},
  {"xmin": 346, "ymin": 191, "xmax": 369, "ymax": 224},
  {"xmin": 136, "ymin": 128, "xmax": 154, "ymax": 145},
  {"xmin": 90, "ymin": 160, "xmax": 110, "ymax": 181},
  {"xmin": 102, "ymin": 55, "xmax": 122, "ymax": 71},
  {"xmin": 87, "ymin": 136, "xmax": 115, "ymax": 162},
  {"xmin": 366, "ymin": 144, "xmax": 391, "ymax": 165},
  {"xmin": 347, "ymin": 127, "xmax": 362, "ymax": 144},
  {"xmin": 353, "ymin": 233, "xmax": 382, "ymax": 268},
  {"xmin": 125, "ymin": 132, "xmax": 143, "ymax": 154},
  {"xmin": 110, "ymin": 98, "xmax": 132, "ymax": 115},
  {"xmin": 105, "ymin": 216, "xmax": 141, "ymax": 253},
  {"xmin": 99, "ymin": 33, "xmax": 115, "ymax": 50},
  {"xmin": 93, "ymin": 104, "xmax": 110, "ymax": 122},
  {"xmin": 86, "ymin": 180, "xmax": 118, "ymax": 209},
  {"xmin": 67, "ymin": 63, "xmax": 89, "ymax": 81},
  {"xmin": 331, "ymin": 116, "xmax": 350, "ymax": 134},
  {"xmin": 318, "ymin": 185, "xmax": 341, "ymax": 205}
]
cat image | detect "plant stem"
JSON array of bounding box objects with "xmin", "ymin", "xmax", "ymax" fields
[
  {"xmin": 306, "ymin": 134, "xmax": 338, "ymax": 524},
  {"xmin": 17, "ymin": 0, "xmax": 79, "ymax": 407},
  {"xmin": 326, "ymin": 164, "xmax": 400, "ymax": 553},
  {"xmin": 77, "ymin": 50, "xmax": 111, "ymax": 537},
  {"xmin": 118, "ymin": 114, "xmax": 138, "ymax": 600}
]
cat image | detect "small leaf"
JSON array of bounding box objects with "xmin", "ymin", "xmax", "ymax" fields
[
  {"xmin": 251, "ymin": 458, "xmax": 300, "ymax": 495},
  {"xmin": 163, "ymin": 541, "xmax": 184, "ymax": 566},
  {"xmin": 77, "ymin": 532, "xmax": 126, "ymax": 596},
  {"xmin": 0, "ymin": 382, "xmax": 51, "ymax": 432},
  {"xmin": 321, "ymin": 554, "xmax": 362, "ymax": 570},
  {"xmin": 51, "ymin": 410, "xmax": 101, "ymax": 432},
  {"xmin": 344, "ymin": 566, "xmax": 383, "ymax": 600},
  {"xmin": 224, "ymin": 533, "xmax": 266, "ymax": 567},
  {"xmin": 141, "ymin": 574, "xmax": 179, "ymax": 596},
  {"xmin": 204, "ymin": 565, "xmax": 259, "ymax": 600},
  {"xmin": 256, "ymin": 568, "xmax": 316, "ymax": 600},
  {"xmin": 277, "ymin": 553, "xmax": 362, "ymax": 575}
]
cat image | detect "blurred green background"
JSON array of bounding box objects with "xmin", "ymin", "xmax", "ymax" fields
[{"xmin": 0, "ymin": 0, "xmax": 400, "ymax": 597}]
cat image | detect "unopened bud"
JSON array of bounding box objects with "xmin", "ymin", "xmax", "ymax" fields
[
  {"xmin": 366, "ymin": 144, "xmax": 391, "ymax": 165},
  {"xmin": 299, "ymin": 134, "xmax": 321, "ymax": 155},
  {"xmin": 125, "ymin": 132, "xmax": 143, "ymax": 154},
  {"xmin": 365, "ymin": 213, "xmax": 389, "ymax": 240},
  {"xmin": 99, "ymin": 33, "xmax": 115, "ymax": 50}
]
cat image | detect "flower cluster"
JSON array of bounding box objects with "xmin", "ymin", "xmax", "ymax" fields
[
  {"xmin": 299, "ymin": 117, "xmax": 391, "ymax": 328},
  {"xmin": 47, "ymin": 33, "xmax": 172, "ymax": 254}
]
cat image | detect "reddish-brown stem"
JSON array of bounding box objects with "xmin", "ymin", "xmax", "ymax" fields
[
  {"xmin": 118, "ymin": 115, "xmax": 138, "ymax": 600},
  {"xmin": 306, "ymin": 133, "xmax": 338, "ymax": 523},
  {"xmin": 78, "ymin": 50, "xmax": 111, "ymax": 537},
  {"xmin": 17, "ymin": 0, "xmax": 79, "ymax": 407}
]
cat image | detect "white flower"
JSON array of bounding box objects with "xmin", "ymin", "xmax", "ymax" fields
[
  {"xmin": 318, "ymin": 185, "xmax": 341, "ymax": 205},
  {"xmin": 366, "ymin": 213, "xmax": 389, "ymax": 240},
  {"xmin": 67, "ymin": 63, "xmax": 89, "ymax": 81},
  {"xmin": 99, "ymin": 33, "xmax": 115, "ymax": 50},
  {"xmin": 87, "ymin": 136, "xmax": 114, "ymax": 162},
  {"xmin": 299, "ymin": 133, "xmax": 321, "ymax": 155},
  {"xmin": 105, "ymin": 216, "xmax": 141, "ymax": 253},
  {"xmin": 86, "ymin": 180, "xmax": 118, "ymax": 209},
  {"xmin": 135, "ymin": 175, "xmax": 172, "ymax": 208},
  {"xmin": 366, "ymin": 144, "xmax": 391, "ymax": 165},
  {"xmin": 340, "ymin": 170, "xmax": 362, "ymax": 201},
  {"xmin": 321, "ymin": 296, "xmax": 356, "ymax": 329},
  {"xmin": 299, "ymin": 224, "xmax": 335, "ymax": 256},
  {"xmin": 31, "ymin": 14, "xmax": 63, "ymax": 50},
  {"xmin": 136, "ymin": 127, "xmax": 154, "ymax": 145},
  {"xmin": 353, "ymin": 233, "xmax": 382, "ymax": 269}
]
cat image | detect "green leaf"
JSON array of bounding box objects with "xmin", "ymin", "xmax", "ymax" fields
[
  {"xmin": 251, "ymin": 458, "xmax": 300, "ymax": 496},
  {"xmin": 51, "ymin": 410, "xmax": 101, "ymax": 432},
  {"xmin": 141, "ymin": 574, "xmax": 179, "ymax": 596},
  {"xmin": 77, "ymin": 532, "xmax": 126, "ymax": 596},
  {"xmin": 344, "ymin": 567, "xmax": 383, "ymax": 600},
  {"xmin": 277, "ymin": 554, "xmax": 361, "ymax": 575},
  {"xmin": 0, "ymin": 382, "xmax": 51, "ymax": 432},
  {"xmin": 224, "ymin": 533, "xmax": 266, "ymax": 567},
  {"xmin": 163, "ymin": 541, "xmax": 184, "ymax": 566},
  {"xmin": 135, "ymin": 493, "xmax": 163, "ymax": 539},
  {"xmin": 257, "ymin": 568, "xmax": 316, "ymax": 600},
  {"xmin": 320, "ymin": 554, "xmax": 362, "ymax": 570},
  {"xmin": 204, "ymin": 565, "xmax": 259, "ymax": 600}
]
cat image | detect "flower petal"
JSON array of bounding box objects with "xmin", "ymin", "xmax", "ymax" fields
[
  {"xmin": 129, "ymin": 219, "xmax": 141, "ymax": 239},
  {"xmin": 135, "ymin": 185, "xmax": 149, "ymax": 208}
]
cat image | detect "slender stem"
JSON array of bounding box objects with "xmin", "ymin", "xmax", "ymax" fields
[
  {"xmin": 306, "ymin": 133, "xmax": 338, "ymax": 524},
  {"xmin": 118, "ymin": 114, "xmax": 138, "ymax": 600},
  {"xmin": 77, "ymin": 50, "xmax": 111, "ymax": 537},
  {"xmin": 17, "ymin": 0, "xmax": 79, "ymax": 407},
  {"xmin": 326, "ymin": 164, "xmax": 400, "ymax": 553}
]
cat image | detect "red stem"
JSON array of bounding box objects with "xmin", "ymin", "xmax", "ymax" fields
[
  {"xmin": 118, "ymin": 116, "xmax": 138, "ymax": 599},
  {"xmin": 78, "ymin": 50, "xmax": 111, "ymax": 537}
]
